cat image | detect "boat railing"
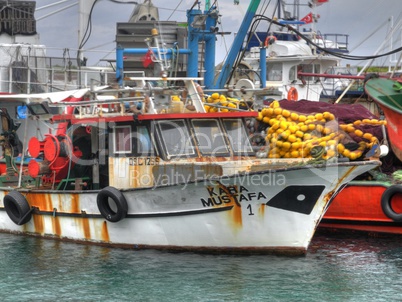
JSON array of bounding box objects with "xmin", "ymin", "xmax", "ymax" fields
[
  {"xmin": 40, "ymin": 75, "xmax": 262, "ymax": 120},
  {"xmin": 323, "ymin": 33, "xmax": 349, "ymax": 51},
  {"xmin": 0, "ymin": 54, "xmax": 117, "ymax": 94}
]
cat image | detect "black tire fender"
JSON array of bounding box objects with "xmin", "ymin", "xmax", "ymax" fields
[
  {"xmin": 4, "ymin": 191, "xmax": 32, "ymax": 225},
  {"xmin": 381, "ymin": 185, "xmax": 402, "ymax": 222},
  {"xmin": 97, "ymin": 186, "xmax": 128, "ymax": 222}
]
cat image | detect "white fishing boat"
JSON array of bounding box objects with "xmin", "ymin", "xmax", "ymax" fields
[
  {"xmin": 0, "ymin": 76, "xmax": 379, "ymax": 255},
  {"xmin": 0, "ymin": 5, "xmax": 380, "ymax": 255},
  {"xmin": 213, "ymin": 0, "xmax": 350, "ymax": 103}
]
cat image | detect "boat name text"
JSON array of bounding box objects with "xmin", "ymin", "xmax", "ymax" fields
[{"xmin": 201, "ymin": 185, "xmax": 267, "ymax": 207}]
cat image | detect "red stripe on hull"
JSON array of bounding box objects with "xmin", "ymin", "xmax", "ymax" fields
[
  {"xmin": 380, "ymin": 105, "xmax": 402, "ymax": 162},
  {"xmin": 321, "ymin": 183, "xmax": 402, "ymax": 234}
]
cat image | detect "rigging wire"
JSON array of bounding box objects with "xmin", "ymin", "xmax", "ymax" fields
[
  {"xmin": 349, "ymin": 19, "xmax": 389, "ymax": 53},
  {"xmin": 227, "ymin": 0, "xmax": 274, "ymax": 84},
  {"xmin": 79, "ymin": 0, "xmax": 142, "ymax": 51},
  {"xmin": 108, "ymin": 0, "xmax": 139, "ymax": 4},
  {"xmin": 255, "ymin": 15, "xmax": 402, "ymax": 61},
  {"xmin": 78, "ymin": 0, "xmax": 98, "ymax": 51},
  {"xmin": 167, "ymin": 0, "xmax": 185, "ymax": 21}
]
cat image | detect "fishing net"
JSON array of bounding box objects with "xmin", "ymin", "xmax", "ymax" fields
[{"xmin": 255, "ymin": 99, "xmax": 387, "ymax": 161}]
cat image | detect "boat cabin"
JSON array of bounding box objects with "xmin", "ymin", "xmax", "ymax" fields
[
  {"xmin": 241, "ymin": 31, "xmax": 342, "ymax": 102},
  {"xmin": 0, "ymin": 79, "xmax": 259, "ymax": 191}
]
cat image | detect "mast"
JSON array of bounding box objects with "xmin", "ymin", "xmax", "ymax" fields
[
  {"xmin": 205, "ymin": 0, "xmax": 210, "ymax": 10},
  {"xmin": 212, "ymin": 0, "xmax": 261, "ymax": 89}
]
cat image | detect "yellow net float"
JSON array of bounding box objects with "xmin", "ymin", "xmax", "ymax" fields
[{"xmin": 258, "ymin": 100, "xmax": 384, "ymax": 160}]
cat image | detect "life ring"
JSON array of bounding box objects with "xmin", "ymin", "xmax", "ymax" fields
[
  {"xmin": 97, "ymin": 186, "xmax": 128, "ymax": 222},
  {"xmin": 287, "ymin": 87, "xmax": 298, "ymax": 101},
  {"xmin": 4, "ymin": 191, "xmax": 32, "ymax": 225},
  {"xmin": 381, "ymin": 185, "xmax": 402, "ymax": 222},
  {"xmin": 264, "ymin": 35, "xmax": 277, "ymax": 47}
]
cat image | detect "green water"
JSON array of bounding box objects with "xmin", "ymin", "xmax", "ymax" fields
[{"xmin": 0, "ymin": 232, "xmax": 401, "ymax": 301}]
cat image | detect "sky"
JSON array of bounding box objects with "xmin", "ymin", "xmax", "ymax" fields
[{"xmin": 34, "ymin": 0, "xmax": 402, "ymax": 69}]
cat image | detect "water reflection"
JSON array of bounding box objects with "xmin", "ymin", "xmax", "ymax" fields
[{"xmin": 0, "ymin": 232, "xmax": 401, "ymax": 301}]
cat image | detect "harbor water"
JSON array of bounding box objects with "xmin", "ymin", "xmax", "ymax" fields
[{"xmin": 0, "ymin": 232, "xmax": 401, "ymax": 301}]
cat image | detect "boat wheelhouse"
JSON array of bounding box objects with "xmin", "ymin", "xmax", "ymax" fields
[{"xmin": 240, "ymin": 30, "xmax": 345, "ymax": 102}]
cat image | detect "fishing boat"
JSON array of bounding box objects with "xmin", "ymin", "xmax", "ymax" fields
[
  {"xmin": 0, "ymin": 1, "xmax": 380, "ymax": 255},
  {"xmin": 213, "ymin": 0, "xmax": 349, "ymax": 103},
  {"xmin": 320, "ymin": 180, "xmax": 402, "ymax": 234},
  {"xmin": 319, "ymin": 77, "xmax": 402, "ymax": 234},
  {"xmin": 365, "ymin": 77, "xmax": 402, "ymax": 162},
  {"xmin": 0, "ymin": 74, "xmax": 379, "ymax": 256}
]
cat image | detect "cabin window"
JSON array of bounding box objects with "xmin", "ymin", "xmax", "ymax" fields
[
  {"xmin": 191, "ymin": 119, "xmax": 229, "ymax": 156},
  {"xmin": 267, "ymin": 63, "xmax": 283, "ymax": 81},
  {"xmin": 289, "ymin": 66, "xmax": 296, "ymax": 81},
  {"xmin": 298, "ymin": 64, "xmax": 320, "ymax": 81},
  {"xmin": 114, "ymin": 125, "xmax": 132, "ymax": 154},
  {"xmin": 133, "ymin": 125, "xmax": 154, "ymax": 156},
  {"xmin": 222, "ymin": 119, "xmax": 254, "ymax": 155},
  {"xmin": 157, "ymin": 120, "xmax": 195, "ymax": 158}
]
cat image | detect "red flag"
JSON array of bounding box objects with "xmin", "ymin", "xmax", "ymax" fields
[
  {"xmin": 313, "ymin": 0, "xmax": 328, "ymax": 5},
  {"xmin": 300, "ymin": 12, "xmax": 313, "ymax": 24},
  {"xmin": 142, "ymin": 49, "xmax": 154, "ymax": 68}
]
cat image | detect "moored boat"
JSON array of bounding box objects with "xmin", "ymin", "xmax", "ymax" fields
[
  {"xmin": 0, "ymin": 74, "xmax": 379, "ymax": 255},
  {"xmin": 214, "ymin": 0, "xmax": 349, "ymax": 103},
  {"xmin": 319, "ymin": 77, "xmax": 402, "ymax": 235},
  {"xmin": 365, "ymin": 77, "xmax": 402, "ymax": 162},
  {"xmin": 0, "ymin": 0, "xmax": 382, "ymax": 255},
  {"xmin": 320, "ymin": 180, "xmax": 402, "ymax": 234}
]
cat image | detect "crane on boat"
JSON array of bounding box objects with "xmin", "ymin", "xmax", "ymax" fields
[{"xmin": 212, "ymin": 0, "xmax": 261, "ymax": 89}]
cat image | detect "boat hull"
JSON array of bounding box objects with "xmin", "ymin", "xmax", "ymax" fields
[
  {"xmin": 377, "ymin": 104, "xmax": 402, "ymax": 162},
  {"xmin": 365, "ymin": 78, "xmax": 402, "ymax": 162},
  {"xmin": 0, "ymin": 161, "xmax": 378, "ymax": 255},
  {"xmin": 320, "ymin": 181, "xmax": 402, "ymax": 234}
]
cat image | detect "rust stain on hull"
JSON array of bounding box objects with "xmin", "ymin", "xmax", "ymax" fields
[
  {"xmin": 27, "ymin": 192, "xmax": 53, "ymax": 212},
  {"xmin": 321, "ymin": 166, "xmax": 361, "ymax": 218},
  {"xmin": 101, "ymin": 221, "xmax": 110, "ymax": 242},
  {"xmin": 230, "ymin": 203, "xmax": 242, "ymax": 228},
  {"xmin": 213, "ymin": 183, "xmax": 243, "ymax": 229},
  {"xmin": 71, "ymin": 194, "xmax": 80, "ymax": 213},
  {"xmin": 52, "ymin": 216, "xmax": 61, "ymax": 236},
  {"xmin": 22, "ymin": 192, "xmax": 83, "ymax": 237},
  {"xmin": 259, "ymin": 203, "xmax": 265, "ymax": 217},
  {"xmin": 33, "ymin": 213, "xmax": 45, "ymax": 234},
  {"xmin": 84, "ymin": 218, "xmax": 91, "ymax": 239}
]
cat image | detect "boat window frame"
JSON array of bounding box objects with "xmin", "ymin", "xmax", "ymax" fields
[
  {"xmin": 131, "ymin": 124, "xmax": 156, "ymax": 156},
  {"xmin": 221, "ymin": 118, "xmax": 255, "ymax": 156},
  {"xmin": 298, "ymin": 63, "xmax": 321, "ymax": 81},
  {"xmin": 267, "ymin": 62, "xmax": 283, "ymax": 81},
  {"xmin": 289, "ymin": 65, "xmax": 297, "ymax": 81},
  {"xmin": 110, "ymin": 122, "xmax": 157, "ymax": 157},
  {"xmin": 112, "ymin": 124, "xmax": 132, "ymax": 154},
  {"xmin": 154, "ymin": 119, "xmax": 197, "ymax": 160},
  {"xmin": 190, "ymin": 119, "xmax": 230, "ymax": 157}
]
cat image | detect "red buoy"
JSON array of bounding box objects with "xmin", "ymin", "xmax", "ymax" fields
[{"xmin": 28, "ymin": 137, "xmax": 43, "ymax": 158}]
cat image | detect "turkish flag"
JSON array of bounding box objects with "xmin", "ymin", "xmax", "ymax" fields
[
  {"xmin": 313, "ymin": 0, "xmax": 328, "ymax": 5},
  {"xmin": 300, "ymin": 12, "xmax": 313, "ymax": 24},
  {"xmin": 142, "ymin": 49, "xmax": 154, "ymax": 68}
]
